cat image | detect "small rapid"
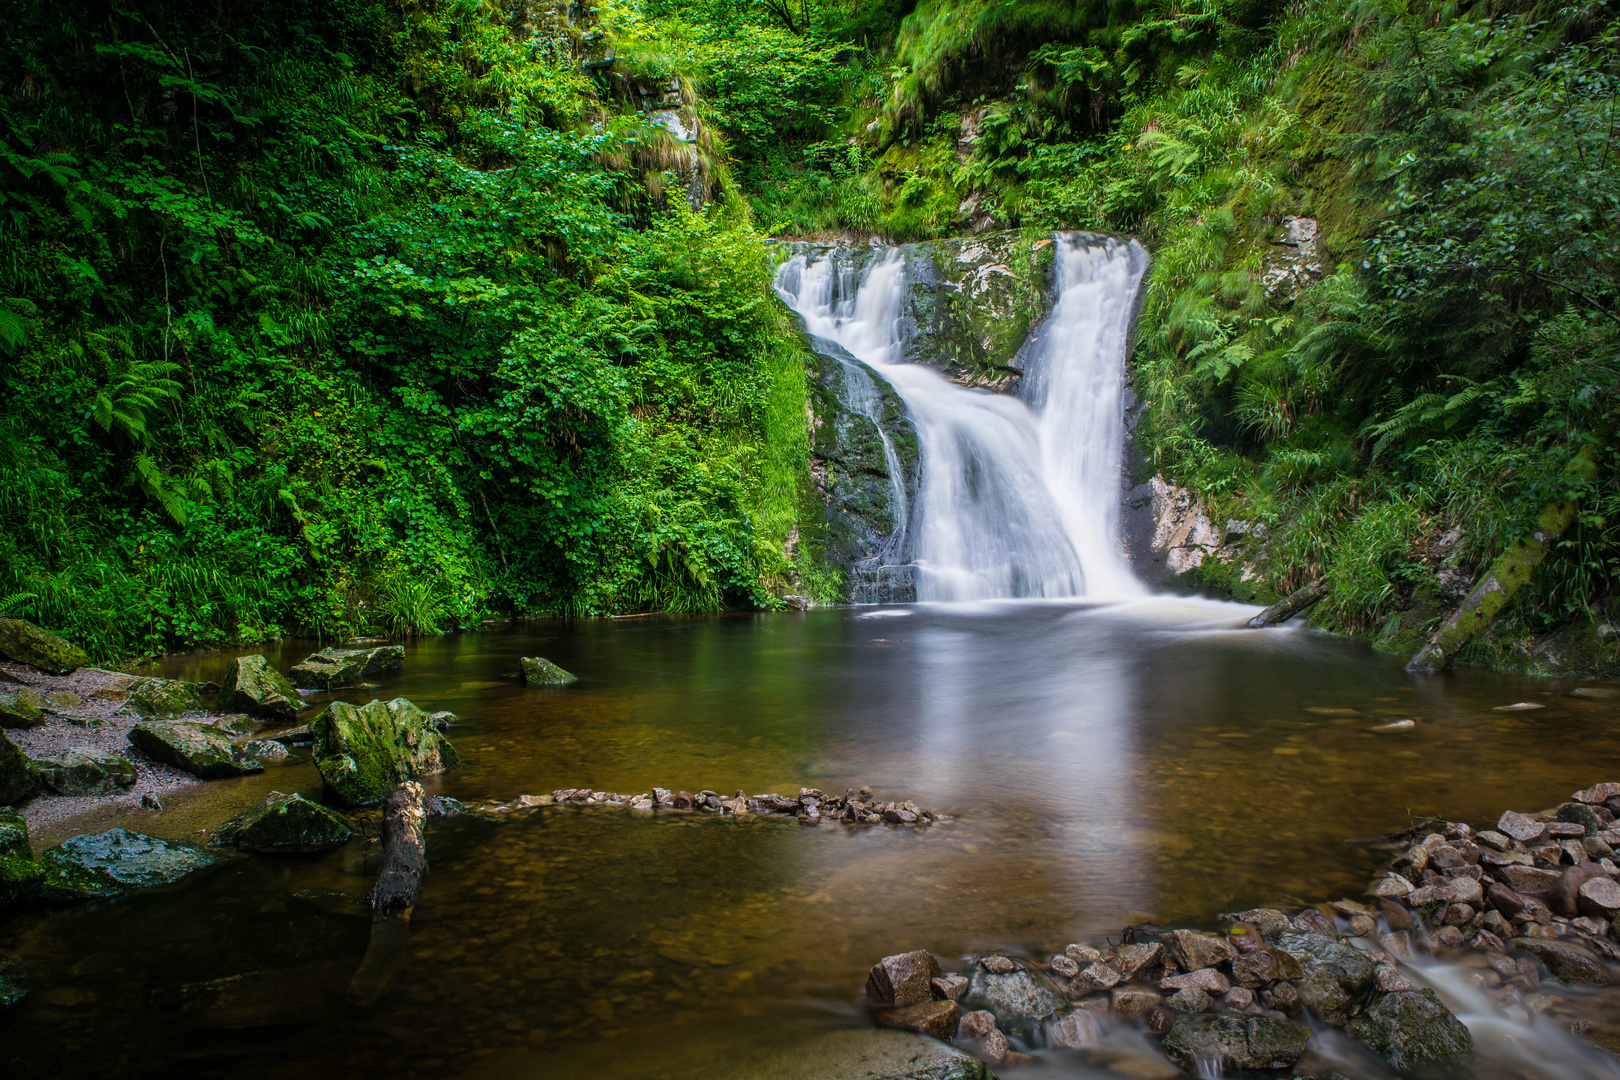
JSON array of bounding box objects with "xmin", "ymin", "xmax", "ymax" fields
[{"xmin": 774, "ymin": 234, "xmax": 1149, "ymax": 602}]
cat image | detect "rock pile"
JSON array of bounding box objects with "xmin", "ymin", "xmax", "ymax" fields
[
  {"xmin": 863, "ymin": 779, "xmax": 1620, "ymax": 1075},
  {"xmin": 477, "ymin": 785, "xmax": 949, "ymax": 826}
]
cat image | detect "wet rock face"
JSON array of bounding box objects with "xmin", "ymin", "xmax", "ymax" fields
[
  {"xmin": 867, "ymin": 950, "xmax": 942, "ymax": 1007},
  {"xmin": 0, "ymin": 732, "xmax": 39, "ymax": 805},
  {"xmin": 220, "ymin": 655, "xmax": 302, "ymax": 720},
  {"xmin": 1273, "ymin": 931, "xmax": 1377, "ymax": 1025},
  {"xmin": 962, "ymin": 961, "xmax": 1063, "ymax": 1043},
  {"xmin": 519, "ymin": 656, "xmax": 577, "ymax": 685},
  {"xmin": 1346, "ymin": 989, "xmax": 1474, "ymax": 1071},
  {"xmin": 34, "ymin": 748, "xmax": 137, "ymax": 796},
  {"xmin": 0, "ymin": 618, "xmax": 88, "ymax": 675},
  {"xmin": 311, "ymin": 697, "xmax": 459, "ymax": 807},
  {"xmin": 127, "ymin": 721, "xmax": 264, "ymax": 780},
  {"xmin": 290, "ymin": 646, "xmax": 404, "ymax": 690},
  {"xmin": 1160, "ymin": 1013, "xmax": 1312, "ymax": 1073},
  {"xmin": 44, "ymin": 829, "xmax": 217, "ymax": 890},
  {"xmin": 213, "ymin": 792, "xmax": 357, "ymax": 853}
]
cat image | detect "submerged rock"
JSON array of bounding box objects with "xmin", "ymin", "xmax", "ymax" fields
[
  {"xmin": 0, "ymin": 688, "xmax": 49, "ymax": 729},
  {"xmin": 0, "ymin": 618, "xmax": 88, "ymax": 675},
  {"xmin": 1346, "ymin": 989, "xmax": 1473, "ymax": 1071},
  {"xmin": 1161, "ymin": 1014, "xmax": 1312, "ymax": 1073},
  {"xmin": 519, "ymin": 656, "xmax": 577, "ymax": 685},
  {"xmin": 289, "ymin": 645, "xmax": 404, "ymax": 690},
  {"xmin": 213, "ymin": 792, "xmax": 357, "ymax": 852},
  {"xmin": 34, "ymin": 748, "xmax": 137, "ymax": 796},
  {"xmin": 874, "ymin": 999, "xmax": 958, "ymax": 1041},
  {"xmin": 963, "ymin": 963, "xmax": 1063, "ymax": 1042},
  {"xmin": 0, "ymin": 732, "xmax": 40, "ymax": 805},
  {"xmin": 1274, "ymin": 931, "xmax": 1378, "ymax": 1025},
  {"xmin": 310, "ymin": 697, "xmax": 459, "ymax": 807},
  {"xmin": 220, "ymin": 655, "xmax": 302, "ymax": 720},
  {"xmin": 127, "ymin": 721, "xmax": 264, "ymax": 779},
  {"xmin": 118, "ymin": 677, "xmax": 203, "ymax": 719},
  {"xmin": 44, "ymin": 828, "xmax": 218, "ymax": 890},
  {"xmin": 0, "ymin": 809, "xmax": 125, "ymax": 908},
  {"xmin": 0, "ymin": 951, "xmax": 27, "ymax": 1010}
]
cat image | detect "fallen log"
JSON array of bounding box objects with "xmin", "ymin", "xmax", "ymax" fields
[
  {"xmin": 1247, "ymin": 577, "xmax": 1329, "ymax": 628},
  {"xmin": 347, "ymin": 781, "xmax": 455, "ymax": 1006},
  {"xmin": 1408, "ymin": 443, "xmax": 1599, "ymax": 674}
]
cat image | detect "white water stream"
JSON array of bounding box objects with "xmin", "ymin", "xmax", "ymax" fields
[{"xmin": 775, "ymin": 234, "xmax": 1149, "ymax": 602}]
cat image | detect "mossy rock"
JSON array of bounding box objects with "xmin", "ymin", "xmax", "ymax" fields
[
  {"xmin": 34, "ymin": 748, "xmax": 138, "ymax": 796},
  {"xmin": 117, "ymin": 677, "xmax": 203, "ymax": 719},
  {"xmin": 289, "ymin": 645, "xmax": 404, "ymax": 690},
  {"xmin": 0, "ymin": 618, "xmax": 89, "ymax": 675},
  {"xmin": 214, "ymin": 791, "xmax": 358, "ymax": 852},
  {"xmin": 127, "ymin": 720, "xmax": 264, "ymax": 779},
  {"xmin": 0, "ymin": 809, "xmax": 125, "ymax": 911},
  {"xmin": 1346, "ymin": 989, "xmax": 1473, "ymax": 1071},
  {"xmin": 43, "ymin": 828, "xmax": 218, "ymax": 890},
  {"xmin": 520, "ymin": 656, "xmax": 577, "ymax": 685},
  {"xmin": 220, "ymin": 654, "xmax": 303, "ymax": 720},
  {"xmin": 1161, "ymin": 1013, "xmax": 1313, "ymax": 1072},
  {"xmin": 311, "ymin": 697, "xmax": 460, "ymax": 807},
  {"xmin": 0, "ymin": 688, "xmax": 49, "ymax": 730},
  {"xmin": 0, "ymin": 732, "xmax": 40, "ymax": 805}
]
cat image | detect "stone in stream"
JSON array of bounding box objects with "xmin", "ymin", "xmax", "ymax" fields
[
  {"xmin": 1548, "ymin": 864, "xmax": 1599, "ymax": 916},
  {"xmin": 45, "ymin": 829, "xmax": 218, "ymax": 890},
  {"xmin": 1169, "ymin": 929, "xmax": 1231, "ymax": 971},
  {"xmin": 1112, "ymin": 987, "xmax": 1163, "ymax": 1017},
  {"xmin": 932, "ymin": 974, "xmax": 968, "ymax": 1001},
  {"xmin": 311, "ymin": 697, "xmax": 459, "ymax": 807},
  {"xmin": 962, "ymin": 963, "xmax": 1063, "ymax": 1042},
  {"xmin": 1346, "ymin": 989, "xmax": 1473, "ymax": 1071},
  {"xmin": 1574, "ymin": 782, "xmax": 1620, "ymax": 804},
  {"xmin": 220, "ymin": 655, "xmax": 303, "ymax": 720},
  {"xmin": 33, "ymin": 748, "xmax": 137, "ymax": 796},
  {"xmin": 1165, "ymin": 986, "xmax": 1212, "ymax": 1013},
  {"xmin": 1160, "ymin": 1014, "xmax": 1312, "ymax": 1073},
  {"xmin": 0, "ymin": 951, "xmax": 27, "ymax": 1010},
  {"xmin": 865, "ymin": 950, "xmax": 941, "ymax": 1007},
  {"xmin": 1046, "ymin": 1008, "xmax": 1102, "ymax": 1049},
  {"xmin": 1220, "ymin": 908, "xmax": 1292, "ymax": 939},
  {"xmin": 213, "ymin": 792, "xmax": 357, "ymax": 852},
  {"xmin": 874, "ymin": 999, "xmax": 958, "ymax": 1041},
  {"xmin": 1230, "ymin": 946, "xmax": 1303, "ymax": 988},
  {"xmin": 1579, "ymin": 876, "xmax": 1620, "ymax": 920},
  {"xmin": 1497, "ymin": 810, "xmax": 1547, "ymax": 843},
  {"xmin": 127, "ymin": 721, "xmax": 264, "ymax": 779},
  {"xmin": 1498, "ymin": 865, "xmax": 1563, "ymax": 895},
  {"xmin": 289, "ymin": 645, "xmax": 405, "ymax": 690},
  {"xmin": 1047, "ymin": 953, "xmax": 1080, "ymax": 978},
  {"xmin": 117, "ymin": 677, "xmax": 203, "ymax": 719},
  {"xmin": 519, "ymin": 656, "xmax": 576, "ymax": 685},
  {"xmin": 0, "ymin": 618, "xmax": 88, "ymax": 675},
  {"xmin": 1114, "ymin": 941, "xmax": 1162, "ymax": 980},
  {"xmin": 1513, "ymin": 936, "xmax": 1615, "ymax": 985},
  {"xmin": 1160, "ymin": 968, "xmax": 1230, "ymax": 994},
  {"xmin": 0, "ymin": 732, "xmax": 40, "ymax": 805},
  {"xmin": 1274, "ymin": 931, "xmax": 1377, "ymax": 1026},
  {"xmin": 0, "ymin": 689, "xmax": 48, "ymax": 729}
]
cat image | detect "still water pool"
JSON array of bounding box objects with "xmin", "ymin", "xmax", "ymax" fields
[{"xmin": 4, "ymin": 598, "xmax": 1619, "ymax": 1078}]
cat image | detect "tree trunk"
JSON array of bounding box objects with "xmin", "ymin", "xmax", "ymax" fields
[
  {"xmin": 1247, "ymin": 577, "xmax": 1330, "ymax": 628},
  {"xmin": 1408, "ymin": 444, "xmax": 1599, "ymax": 674},
  {"xmin": 348, "ymin": 781, "xmax": 455, "ymax": 1006}
]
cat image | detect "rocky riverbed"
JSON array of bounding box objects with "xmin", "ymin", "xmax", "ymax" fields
[
  {"xmin": 861, "ymin": 782, "xmax": 1620, "ymax": 1078},
  {"xmin": 472, "ymin": 785, "xmax": 949, "ymax": 826}
]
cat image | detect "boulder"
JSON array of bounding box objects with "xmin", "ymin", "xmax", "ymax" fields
[
  {"xmin": 0, "ymin": 809, "xmax": 129, "ymax": 909},
  {"xmin": 866, "ymin": 950, "xmax": 942, "ymax": 1007},
  {"xmin": 288, "ymin": 645, "xmax": 404, "ymax": 690},
  {"xmin": 0, "ymin": 732, "xmax": 39, "ymax": 805},
  {"xmin": 220, "ymin": 655, "xmax": 302, "ymax": 720},
  {"xmin": 0, "ymin": 689, "xmax": 48, "ymax": 729},
  {"xmin": 43, "ymin": 828, "xmax": 218, "ymax": 890},
  {"xmin": 1512, "ymin": 936, "xmax": 1614, "ymax": 986},
  {"xmin": 519, "ymin": 656, "xmax": 577, "ymax": 685},
  {"xmin": 874, "ymin": 999, "xmax": 958, "ymax": 1041},
  {"xmin": 1346, "ymin": 989, "xmax": 1473, "ymax": 1071},
  {"xmin": 129, "ymin": 720, "xmax": 264, "ymax": 779},
  {"xmin": 310, "ymin": 697, "xmax": 460, "ymax": 807},
  {"xmin": 963, "ymin": 964, "xmax": 1063, "ymax": 1042},
  {"xmin": 1274, "ymin": 932, "xmax": 1377, "ymax": 1025},
  {"xmin": 34, "ymin": 748, "xmax": 137, "ymax": 796},
  {"xmin": 118, "ymin": 677, "xmax": 202, "ymax": 719},
  {"xmin": 0, "ymin": 618, "xmax": 87, "ymax": 674},
  {"xmin": 1170, "ymin": 929, "xmax": 1232, "ymax": 971},
  {"xmin": 1160, "ymin": 1014, "xmax": 1312, "ymax": 1073},
  {"xmin": 213, "ymin": 792, "xmax": 357, "ymax": 852}
]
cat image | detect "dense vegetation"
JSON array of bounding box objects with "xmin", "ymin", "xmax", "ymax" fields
[{"xmin": 2, "ymin": 0, "xmax": 1615, "ymax": 669}]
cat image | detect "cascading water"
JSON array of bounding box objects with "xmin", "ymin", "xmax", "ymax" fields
[{"xmin": 775, "ymin": 233, "xmax": 1150, "ymax": 602}]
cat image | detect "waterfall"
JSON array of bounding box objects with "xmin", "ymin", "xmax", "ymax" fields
[{"xmin": 775, "ymin": 233, "xmax": 1149, "ymax": 602}]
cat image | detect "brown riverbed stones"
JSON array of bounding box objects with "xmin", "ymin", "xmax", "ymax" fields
[{"xmin": 471, "ymin": 783, "xmax": 951, "ymax": 828}]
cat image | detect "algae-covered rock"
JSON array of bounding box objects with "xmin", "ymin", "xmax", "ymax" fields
[
  {"xmin": 1346, "ymin": 989, "xmax": 1473, "ymax": 1071},
  {"xmin": 35, "ymin": 748, "xmax": 138, "ymax": 796},
  {"xmin": 127, "ymin": 720, "xmax": 264, "ymax": 779},
  {"xmin": 0, "ymin": 731, "xmax": 40, "ymax": 805},
  {"xmin": 311, "ymin": 697, "xmax": 460, "ymax": 807},
  {"xmin": 0, "ymin": 618, "xmax": 88, "ymax": 674},
  {"xmin": 519, "ymin": 656, "xmax": 577, "ymax": 685},
  {"xmin": 44, "ymin": 828, "xmax": 218, "ymax": 889},
  {"xmin": 0, "ymin": 688, "xmax": 49, "ymax": 729},
  {"xmin": 1, "ymin": 808, "xmax": 140, "ymax": 909},
  {"xmin": 220, "ymin": 654, "xmax": 302, "ymax": 720},
  {"xmin": 289, "ymin": 645, "xmax": 404, "ymax": 689},
  {"xmin": 118, "ymin": 677, "xmax": 203, "ymax": 719},
  {"xmin": 214, "ymin": 791, "xmax": 357, "ymax": 852},
  {"xmin": 1161, "ymin": 1013, "xmax": 1312, "ymax": 1072}
]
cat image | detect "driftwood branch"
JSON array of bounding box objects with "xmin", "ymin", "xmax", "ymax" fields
[
  {"xmin": 348, "ymin": 781, "xmax": 455, "ymax": 1005},
  {"xmin": 1247, "ymin": 577, "xmax": 1329, "ymax": 628}
]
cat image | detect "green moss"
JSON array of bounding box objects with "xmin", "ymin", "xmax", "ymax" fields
[
  {"xmin": 311, "ymin": 697, "xmax": 460, "ymax": 808},
  {"xmin": 0, "ymin": 618, "xmax": 88, "ymax": 675}
]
